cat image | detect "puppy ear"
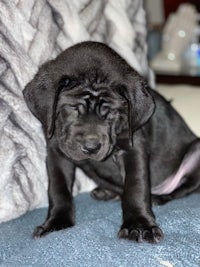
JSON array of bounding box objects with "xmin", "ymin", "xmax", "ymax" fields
[
  {"xmin": 118, "ymin": 74, "xmax": 155, "ymax": 147},
  {"xmin": 23, "ymin": 67, "xmax": 69, "ymax": 139}
]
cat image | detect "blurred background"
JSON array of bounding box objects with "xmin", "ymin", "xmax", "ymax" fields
[{"xmin": 144, "ymin": 0, "xmax": 200, "ymax": 136}]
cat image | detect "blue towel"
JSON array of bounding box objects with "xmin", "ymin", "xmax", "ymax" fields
[{"xmin": 0, "ymin": 193, "xmax": 200, "ymax": 267}]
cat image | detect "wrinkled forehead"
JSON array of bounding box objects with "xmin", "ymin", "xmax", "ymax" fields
[{"xmin": 58, "ymin": 84, "xmax": 123, "ymax": 108}]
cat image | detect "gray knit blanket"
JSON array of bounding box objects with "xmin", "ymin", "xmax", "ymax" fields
[{"xmin": 0, "ymin": 0, "xmax": 153, "ymax": 222}]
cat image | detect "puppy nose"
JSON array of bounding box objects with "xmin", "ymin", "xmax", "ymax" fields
[{"xmin": 81, "ymin": 135, "xmax": 101, "ymax": 154}]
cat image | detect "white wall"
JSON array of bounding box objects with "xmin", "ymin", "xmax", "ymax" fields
[{"xmin": 144, "ymin": 0, "xmax": 164, "ymax": 25}]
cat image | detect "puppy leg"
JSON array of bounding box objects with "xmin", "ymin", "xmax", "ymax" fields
[
  {"xmin": 152, "ymin": 177, "xmax": 200, "ymax": 205},
  {"xmin": 33, "ymin": 146, "xmax": 75, "ymax": 238},
  {"xmin": 152, "ymin": 139, "xmax": 200, "ymax": 205},
  {"xmin": 152, "ymin": 171, "xmax": 200, "ymax": 205},
  {"xmin": 118, "ymin": 144, "xmax": 163, "ymax": 243}
]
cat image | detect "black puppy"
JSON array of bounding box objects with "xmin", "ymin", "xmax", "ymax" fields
[{"xmin": 23, "ymin": 41, "xmax": 200, "ymax": 243}]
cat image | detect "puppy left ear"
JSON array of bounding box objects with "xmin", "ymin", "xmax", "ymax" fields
[
  {"xmin": 120, "ymin": 74, "xmax": 155, "ymax": 146},
  {"xmin": 23, "ymin": 67, "xmax": 55, "ymax": 138},
  {"xmin": 23, "ymin": 65, "xmax": 69, "ymax": 139}
]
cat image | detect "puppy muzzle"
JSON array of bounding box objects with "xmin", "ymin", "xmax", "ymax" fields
[{"xmin": 80, "ymin": 135, "xmax": 102, "ymax": 155}]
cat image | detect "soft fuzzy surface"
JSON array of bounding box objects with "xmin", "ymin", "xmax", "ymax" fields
[{"xmin": 0, "ymin": 193, "xmax": 200, "ymax": 267}]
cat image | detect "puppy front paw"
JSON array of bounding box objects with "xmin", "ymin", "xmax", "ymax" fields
[
  {"xmin": 118, "ymin": 220, "xmax": 163, "ymax": 243},
  {"xmin": 33, "ymin": 215, "xmax": 74, "ymax": 239},
  {"xmin": 33, "ymin": 225, "xmax": 49, "ymax": 239}
]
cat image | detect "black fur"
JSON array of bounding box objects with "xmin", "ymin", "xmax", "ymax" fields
[{"xmin": 23, "ymin": 41, "xmax": 200, "ymax": 243}]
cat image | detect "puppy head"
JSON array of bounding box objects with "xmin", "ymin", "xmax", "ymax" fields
[
  {"xmin": 23, "ymin": 41, "xmax": 155, "ymax": 161},
  {"xmin": 54, "ymin": 77, "xmax": 129, "ymax": 161}
]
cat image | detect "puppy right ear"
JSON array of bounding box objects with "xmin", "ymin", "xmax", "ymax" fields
[{"xmin": 23, "ymin": 66, "xmax": 67, "ymax": 139}]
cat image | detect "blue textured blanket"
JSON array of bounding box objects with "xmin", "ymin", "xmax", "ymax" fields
[{"xmin": 0, "ymin": 193, "xmax": 200, "ymax": 267}]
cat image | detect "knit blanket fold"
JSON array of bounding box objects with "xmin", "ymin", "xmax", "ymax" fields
[{"xmin": 0, "ymin": 0, "xmax": 153, "ymax": 223}]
